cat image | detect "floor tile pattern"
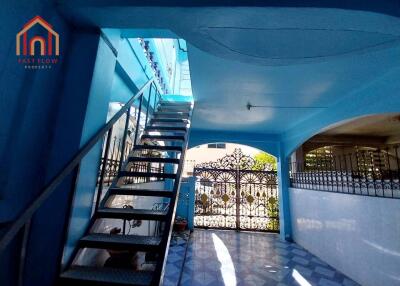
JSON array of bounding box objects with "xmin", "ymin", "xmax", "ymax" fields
[
  {"xmin": 163, "ymin": 231, "xmax": 190, "ymax": 286},
  {"xmin": 179, "ymin": 229, "xmax": 359, "ymax": 286}
]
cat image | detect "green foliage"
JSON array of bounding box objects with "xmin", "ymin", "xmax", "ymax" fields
[{"xmin": 253, "ymin": 152, "xmax": 277, "ymax": 171}]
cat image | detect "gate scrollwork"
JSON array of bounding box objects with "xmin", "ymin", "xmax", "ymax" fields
[{"xmin": 193, "ymin": 148, "xmax": 279, "ymax": 232}]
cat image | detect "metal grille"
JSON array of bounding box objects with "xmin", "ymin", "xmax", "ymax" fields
[
  {"xmin": 290, "ymin": 145, "xmax": 400, "ymax": 198},
  {"xmin": 193, "ymin": 149, "xmax": 279, "ymax": 232}
]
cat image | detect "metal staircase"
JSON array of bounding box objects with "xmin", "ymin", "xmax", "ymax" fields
[{"xmin": 59, "ymin": 100, "xmax": 193, "ymax": 286}]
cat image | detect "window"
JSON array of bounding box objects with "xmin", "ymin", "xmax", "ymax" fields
[{"xmin": 207, "ymin": 143, "xmax": 226, "ymax": 149}]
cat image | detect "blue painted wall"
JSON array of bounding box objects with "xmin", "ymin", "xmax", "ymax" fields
[
  {"xmin": 1, "ymin": 2, "xmax": 400, "ymax": 285},
  {"xmin": 0, "ymin": 1, "xmax": 78, "ymax": 285},
  {"xmin": 176, "ymin": 177, "xmax": 196, "ymax": 230},
  {"xmin": 290, "ymin": 187, "xmax": 400, "ymax": 286},
  {"xmin": 188, "ymin": 129, "xmax": 280, "ymax": 157},
  {"xmin": 61, "ymin": 33, "xmax": 118, "ymax": 265},
  {"xmin": 23, "ymin": 31, "xmax": 102, "ymax": 286}
]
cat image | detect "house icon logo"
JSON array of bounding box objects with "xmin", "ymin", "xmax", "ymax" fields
[
  {"xmin": 16, "ymin": 15, "xmax": 59, "ymax": 56},
  {"xmin": 16, "ymin": 16, "xmax": 60, "ymax": 69}
]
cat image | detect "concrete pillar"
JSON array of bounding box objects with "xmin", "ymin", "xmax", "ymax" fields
[{"xmin": 277, "ymin": 143, "xmax": 292, "ymax": 241}]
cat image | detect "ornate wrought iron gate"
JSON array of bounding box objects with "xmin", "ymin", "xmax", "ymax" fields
[{"xmin": 193, "ymin": 149, "xmax": 279, "ymax": 232}]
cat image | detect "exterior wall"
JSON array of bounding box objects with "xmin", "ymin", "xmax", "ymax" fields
[{"xmin": 289, "ymin": 187, "xmax": 400, "ymax": 286}]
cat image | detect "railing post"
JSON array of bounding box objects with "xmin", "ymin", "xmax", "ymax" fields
[
  {"xmin": 17, "ymin": 220, "xmax": 31, "ymax": 286},
  {"xmin": 119, "ymin": 108, "xmax": 131, "ymax": 172},
  {"xmin": 133, "ymin": 93, "xmax": 144, "ymax": 147},
  {"xmin": 145, "ymin": 83, "xmax": 153, "ymax": 128},
  {"xmin": 395, "ymin": 145, "xmax": 400, "ymax": 182},
  {"xmin": 95, "ymin": 127, "xmax": 113, "ymax": 211},
  {"xmin": 153, "ymin": 84, "xmax": 158, "ymax": 110}
]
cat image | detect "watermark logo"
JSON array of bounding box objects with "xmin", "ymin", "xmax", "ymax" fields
[{"xmin": 16, "ymin": 15, "xmax": 59, "ymax": 69}]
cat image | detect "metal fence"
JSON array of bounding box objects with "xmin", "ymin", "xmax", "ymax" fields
[
  {"xmin": 290, "ymin": 145, "xmax": 400, "ymax": 198},
  {"xmin": 193, "ymin": 149, "xmax": 279, "ymax": 232}
]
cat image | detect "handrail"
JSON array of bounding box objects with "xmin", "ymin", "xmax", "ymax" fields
[
  {"xmin": 152, "ymin": 105, "xmax": 193, "ymax": 284},
  {"xmin": 0, "ymin": 78, "xmax": 157, "ymax": 253}
]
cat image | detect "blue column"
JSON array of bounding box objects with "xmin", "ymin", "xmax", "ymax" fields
[
  {"xmin": 277, "ymin": 143, "xmax": 292, "ymax": 241},
  {"xmin": 21, "ymin": 30, "xmax": 117, "ymax": 286},
  {"xmin": 62, "ymin": 31, "xmax": 119, "ymax": 265}
]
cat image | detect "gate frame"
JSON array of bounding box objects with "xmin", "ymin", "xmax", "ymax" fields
[{"xmin": 193, "ymin": 148, "xmax": 279, "ymax": 232}]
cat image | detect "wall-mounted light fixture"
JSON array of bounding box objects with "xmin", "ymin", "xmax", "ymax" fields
[{"xmin": 246, "ymin": 102, "xmax": 327, "ymax": 111}]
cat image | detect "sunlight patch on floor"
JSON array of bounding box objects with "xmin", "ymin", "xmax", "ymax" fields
[
  {"xmin": 212, "ymin": 233, "xmax": 237, "ymax": 286},
  {"xmin": 292, "ymin": 269, "xmax": 312, "ymax": 286}
]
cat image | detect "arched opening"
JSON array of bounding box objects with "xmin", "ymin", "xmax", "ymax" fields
[
  {"xmin": 287, "ymin": 113, "xmax": 400, "ymax": 286},
  {"xmin": 183, "ymin": 142, "xmax": 279, "ymax": 232},
  {"xmin": 289, "ymin": 113, "xmax": 400, "ymax": 197},
  {"xmin": 29, "ymin": 36, "xmax": 46, "ymax": 56}
]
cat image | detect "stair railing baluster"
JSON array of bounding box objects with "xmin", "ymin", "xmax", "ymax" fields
[
  {"xmin": 153, "ymin": 84, "xmax": 158, "ymax": 112},
  {"xmin": 133, "ymin": 93, "xmax": 144, "ymax": 148},
  {"xmin": 118, "ymin": 107, "xmax": 131, "ymax": 172},
  {"xmin": 145, "ymin": 83, "xmax": 153, "ymax": 128},
  {"xmin": 95, "ymin": 127, "xmax": 113, "ymax": 212},
  {"xmin": 0, "ymin": 77, "xmax": 155, "ymax": 263}
]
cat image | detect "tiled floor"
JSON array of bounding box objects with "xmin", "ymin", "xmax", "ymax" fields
[
  {"xmin": 163, "ymin": 231, "xmax": 190, "ymax": 286},
  {"xmin": 179, "ymin": 229, "xmax": 359, "ymax": 286}
]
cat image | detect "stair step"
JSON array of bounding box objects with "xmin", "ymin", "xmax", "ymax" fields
[
  {"xmin": 159, "ymin": 101, "xmax": 191, "ymax": 106},
  {"xmin": 141, "ymin": 134, "xmax": 185, "ymax": 141},
  {"xmin": 97, "ymin": 208, "xmax": 168, "ymax": 220},
  {"xmin": 145, "ymin": 126, "xmax": 187, "ymax": 132},
  {"xmin": 153, "ymin": 115, "xmax": 190, "ymax": 120},
  {"xmin": 151, "ymin": 118, "xmax": 188, "ymax": 123},
  {"xmin": 158, "ymin": 108, "xmax": 191, "ymax": 113},
  {"xmin": 134, "ymin": 145, "xmax": 183, "ymax": 152},
  {"xmin": 79, "ymin": 233, "xmax": 162, "ymax": 251},
  {"xmin": 128, "ymin": 157, "xmax": 180, "ymax": 164},
  {"xmin": 119, "ymin": 171, "xmax": 177, "ymax": 180},
  {"xmin": 154, "ymin": 111, "xmax": 190, "ymax": 117},
  {"xmin": 159, "ymin": 103, "xmax": 191, "ymax": 107},
  {"xmin": 109, "ymin": 187, "xmax": 174, "ymax": 198},
  {"xmin": 60, "ymin": 266, "xmax": 153, "ymax": 286}
]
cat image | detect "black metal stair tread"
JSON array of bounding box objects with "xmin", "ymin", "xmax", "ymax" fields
[
  {"xmin": 109, "ymin": 187, "xmax": 174, "ymax": 198},
  {"xmin": 119, "ymin": 171, "xmax": 177, "ymax": 179},
  {"xmin": 60, "ymin": 266, "xmax": 153, "ymax": 286},
  {"xmin": 79, "ymin": 233, "xmax": 162, "ymax": 250},
  {"xmin": 134, "ymin": 145, "xmax": 183, "ymax": 152},
  {"xmin": 128, "ymin": 156, "xmax": 180, "ymax": 164},
  {"xmin": 145, "ymin": 126, "xmax": 187, "ymax": 131},
  {"xmin": 154, "ymin": 111, "xmax": 190, "ymax": 116},
  {"xmin": 158, "ymin": 109, "xmax": 191, "ymax": 113},
  {"xmin": 97, "ymin": 208, "xmax": 168, "ymax": 220},
  {"xmin": 141, "ymin": 134, "xmax": 185, "ymax": 141},
  {"xmin": 151, "ymin": 118, "xmax": 188, "ymax": 123},
  {"xmin": 159, "ymin": 101, "xmax": 191, "ymax": 106},
  {"xmin": 153, "ymin": 115, "xmax": 190, "ymax": 120}
]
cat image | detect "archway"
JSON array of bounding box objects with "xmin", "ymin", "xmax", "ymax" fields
[
  {"xmin": 289, "ymin": 113, "xmax": 400, "ymax": 197},
  {"xmin": 185, "ymin": 143, "xmax": 279, "ymax": 232}
]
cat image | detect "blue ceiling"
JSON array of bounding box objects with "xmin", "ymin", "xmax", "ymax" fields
[{"xmin": 59, "ymin": 1, "xmax": 400, "ymax": 136}]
